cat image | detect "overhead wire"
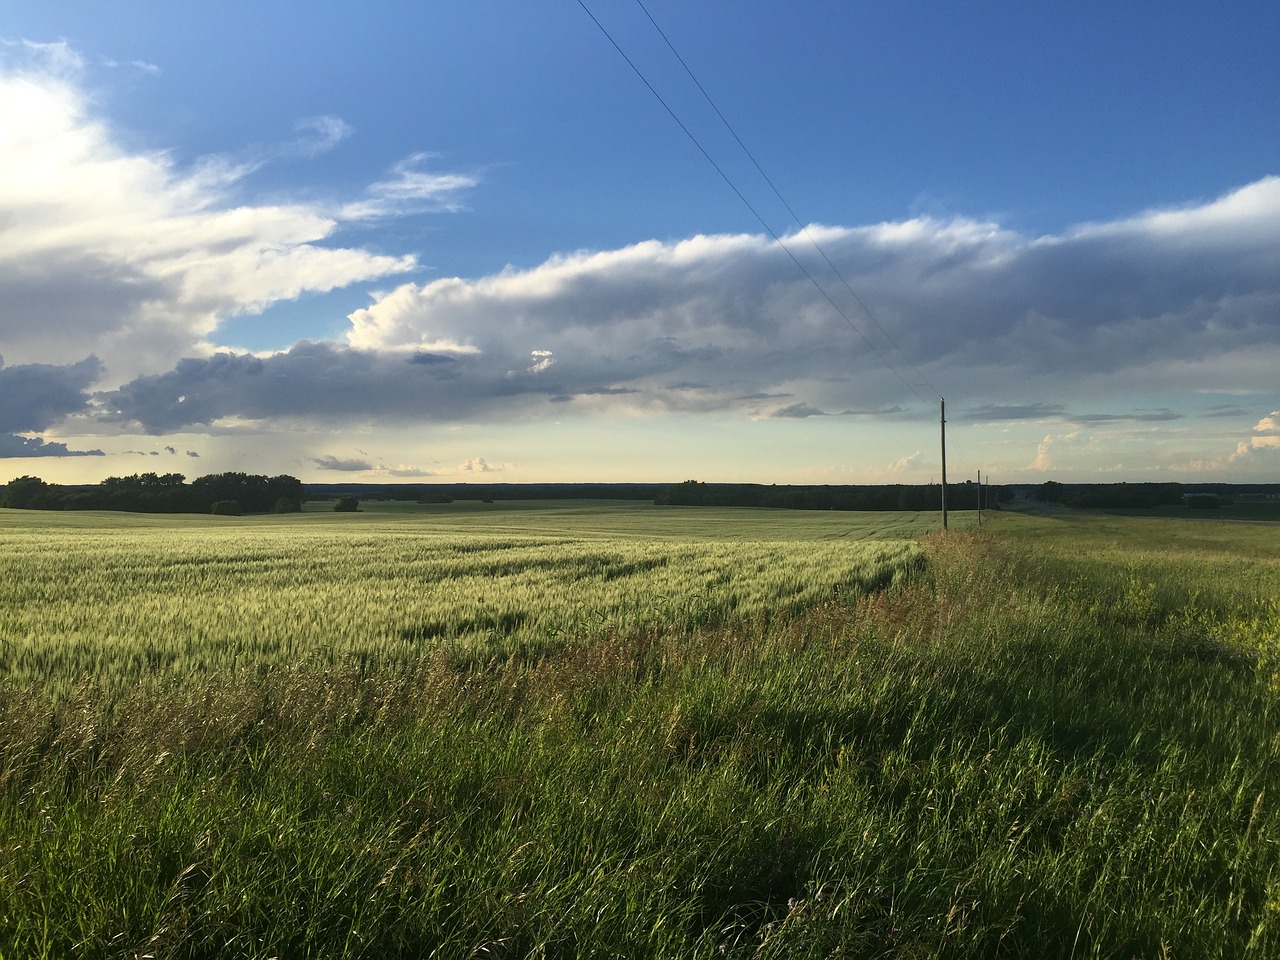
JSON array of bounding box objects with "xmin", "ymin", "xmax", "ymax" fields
[
  {"xmin": 633, "ymin": 0, "xmax": 941, "ymax": 403},
  {"xmin": 576, "ymin": 0, "xmax": 934, "ymax": 407}
]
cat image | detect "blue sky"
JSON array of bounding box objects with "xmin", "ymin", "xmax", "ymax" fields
[{"xmin": 2, "ymin": 2, "xmax": 1278, "ymax": 486}]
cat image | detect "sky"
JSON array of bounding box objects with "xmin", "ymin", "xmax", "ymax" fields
[{"xmin": 2, "ymin": 1, "xmax": 1278, "ymax": 488}]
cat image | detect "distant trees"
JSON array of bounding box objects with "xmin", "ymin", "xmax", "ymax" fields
[
  {"xmin": 1034, "ymin": 480, "xmax": 1065, "ymax": 503},
  {"xmin": 0, "ymin": 476, "xmax": 59, "ymax": 510},
  {"xmin": 654, "ymin": 481, "xmax": 979, "ymax": 512},
  {"xmin": 0, "ymin": 472, "xmax": 306, "ymax": 515},
  {"xmin": 333, "ymin": 496, "xmax": 360, "ymax": 512},
  {"xmin": 1034, "ymin": 482, "xmax": 1185, "ymax": 509},
  {"xmin": 191, "ymin": 473, "xmax": 304, "ymax": 514}
]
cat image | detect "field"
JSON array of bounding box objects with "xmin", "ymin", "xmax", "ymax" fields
[
  {"xmin": 0, "ymin": 502, "xmax": 935, "ymax": 696},
  {"xmin": 2, "ymin": 502, "xmax": 1279, "ymax": 958}
]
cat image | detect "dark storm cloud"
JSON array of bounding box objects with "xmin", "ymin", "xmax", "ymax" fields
[
  {"xmin": 0, "ymin": 356, "xmax": 103, "ymax": 432},
  {"xmin": 98, "ymin": 341, "xmax": 678, "ymax": 433},
  {"xmin": 0, "ymin": 434, "xmax": 104, "ymax": 458}
]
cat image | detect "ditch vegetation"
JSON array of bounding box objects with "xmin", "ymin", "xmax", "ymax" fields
[{"xmin": 1, "ymin": 505, "xmax": 1278, "ymax": 958}]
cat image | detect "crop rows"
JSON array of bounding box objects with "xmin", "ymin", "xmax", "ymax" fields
[{"xmin": 0, "ymin": 513, "xmax": 921, "ymax": 697}]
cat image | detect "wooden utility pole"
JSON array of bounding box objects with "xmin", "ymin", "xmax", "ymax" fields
[
  {"xmin": 976, "ymin": 468, "xmax": 982, "ymax": 528},
  {"xmin": 940, "ymin": 398, "xmax": 948, "ymax": 531}
]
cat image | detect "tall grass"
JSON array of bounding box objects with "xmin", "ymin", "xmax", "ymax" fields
[{"xmin": 2, "ymin": 508, "xmax": 1279, "ymax": 957}]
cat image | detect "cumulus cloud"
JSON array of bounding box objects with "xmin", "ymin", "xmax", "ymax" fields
[
  {"xmin": 887, "ymin": 451, "xmax": 922, "ymax": 473},
  {"xmin": 0, "ymin": 45, "xmax": 472, "ymax": 388},
  {"xmin": 6, "ymin": 38, "xmax": 1280, "ymax": 479},
  {"xmin": 328, "ymin": 179, "xmax": 1280, "ymax": 424},
  {"xmin": 92, "ymin": 175, "xmax": 1280, "ymax": 438},
  {"xmin": 1030, "ymin": 435, "xmax": 1056, "ymax": 472},
  {"xmin": 1254, "ymin": 412, "xmax": 1280, "ymax": 435},
  {"xmin": 1229, "ymin": 411, "xmax": 1280, "ymax": 461},
  {"xmin": 0, "ymin": 356, "xmax": 103, "ymax": 432}
]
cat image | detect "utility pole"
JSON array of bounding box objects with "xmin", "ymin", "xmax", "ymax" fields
[
  {"xmin": 940, "ymin": 398, "xmax": 948, "ymax": 531},
  {"xmin": 976, "ymin": 468, "xmax": 982, "ymax": 528}
]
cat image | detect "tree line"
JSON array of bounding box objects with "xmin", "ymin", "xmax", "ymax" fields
[
  {"xmin": 1033, "ymin": 481, "xmax": 1195, "ymax": 509},
  {"xmin": 655, "ymin": 480, "xmax": 1009, "ymax": 511},
  {"xmin": 0, "ymin": 473, "xmax": 305, "ymax": 515}
]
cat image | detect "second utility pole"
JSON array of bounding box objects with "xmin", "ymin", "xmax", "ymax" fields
[{"xmin": 940, "ymin": 397, "xmax": 948, "ymax": 531}]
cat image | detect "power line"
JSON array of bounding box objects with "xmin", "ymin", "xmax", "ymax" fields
[
  {"xmin": 633, "ymin": 0, "xmax": 940, "ymax": 402},
  {"xmin": 576, "ymin": 0, "xmax": 933, "ymax": 407}
]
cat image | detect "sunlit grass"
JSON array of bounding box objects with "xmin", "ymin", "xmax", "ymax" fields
[
  {"xmin": 0, "ymin": 503, "xmax": 924, "ymax": 696},
  {"xmin": 2, "ymin": 507, "xmax": 1279, "ymax": 957}
]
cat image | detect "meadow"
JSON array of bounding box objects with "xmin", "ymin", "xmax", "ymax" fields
[{"xmin": 2, "ymin": 502, "xmax": 1279, "ymax": 958}]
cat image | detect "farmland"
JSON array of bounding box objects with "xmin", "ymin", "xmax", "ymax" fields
[
  {"xmin": 0, "ymin": 502, "xmax": 933, "ymax": 696},
  {"xmin": 2, "ymin": 503, "xmax": 1280, "ymax": 958}
]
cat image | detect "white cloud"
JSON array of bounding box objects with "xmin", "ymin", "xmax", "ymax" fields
[
  {"xmin": 338, "ymin": 178, "xmax": 1280, "ymax": 425},
  {"xmin": 340, "ymin": 153, "xmax": 478, "ymax": 221},
  {"xmin": 96, "ymin": 176, "xmax": 1280, "ymax": 457},
  {"xmin": 1030, "ymin": 435, "xmax": 1055, "ymax": 472},
  {"xmin": 887, "ymin": 451, "xmax": 922, "ymax": 473},
  {"xmin": 5, "ymin": 43, "xmax": 1279, "ymax": 483},
  {"xmin": 527, "ymin": 350, "xmax": 555, "ymax": 374},
  {"xmin": 0, "ymin": 49, "xmax": 472, "ymax": 387},
  {"xmin": 1253, "ymin": 412, "xmax": 1280, "ymax": 435},
  {"xmin": 292, "ymin": 115, "xmax": 352, "ymax": 158}
]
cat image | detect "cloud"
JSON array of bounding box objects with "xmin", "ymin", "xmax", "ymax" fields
[
  {"xmin": 887, "ymin": 451, "xmax": 922, "ymax": 473},
  {"xmin": 0, "ymin": 434, "xmax": 104, "ymax": 458},
  {"xmin": 291, "ymin": 115, "xmax": 352, "ymax": 158},
  {"xmin": 6, "ymin": 39, "xmax": 84, "ymax": 75},
  {"xmin": 1254, "ymin": 411, "xmax": 1280, "ymax": 435},
  {"xmin": 382, "ymin": 464, "xmax": 438, "ymax": 478},
  {"xmin": 1205, "ymin": 404, "xmax": 1250, "ymax": 419},
  {"xmin": 1030, "ymin": 435, "xmax": 1055, "ymax": 472},
  {"xmin": 6, "ymin": 47, "xmax": 1278, "ymax": 470},
  {"xmin": 964, "ymin": 403, "xmax": 1065, "ymax": 422},
  {"xmin": 771, "ymin": 403, "xmax": 828, "ymax": 419},
  {"xmin": 0, "ymin": 356, "xmax": 103, "ymax": 432},
  {"xmin": 0, "ymin": 49, "xmax": 465, "ymax": 385},
  {"xmin": 312, "ymin": 454, "xmax": 373, "ymax": 472},
  {"xmin": 460, "ymin": 457, "xmax": 499, "ymax": 473},
  {"xmin": 93, "ymin": 174, "xmax": 1280, "ymax": 437},
  {"xmin": 340, "ymin": 153, "xmax": 479, "ymax": 220},
  {"xmin": 1071, "ymin": 409, "xmax": 1183, "ymax": 424},
  {"xmin": 526, "ymin": 350, "xmax": 555, "ymax": 374},
  {"xmin": 331, "ymin": 178, "xmax": 1280, "ymax": 423}
]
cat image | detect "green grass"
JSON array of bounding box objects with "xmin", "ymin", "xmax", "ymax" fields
[
  {"xmin": 0, "ymin": 503, "xmax": 926, "ymax": 697},
  {"xmin": 1090, "ymin": 503, "xmax": 1280, "ymax": 523},
  {"xmin": 2, "ymin": 505, "xmax": 1279, "ymax": 958}
]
